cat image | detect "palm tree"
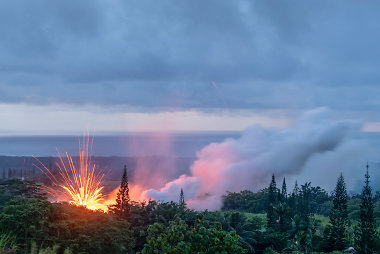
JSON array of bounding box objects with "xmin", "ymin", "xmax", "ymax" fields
[{"xmin": 221, "ymin": 212, "xmax": 256, "ymax": 253}]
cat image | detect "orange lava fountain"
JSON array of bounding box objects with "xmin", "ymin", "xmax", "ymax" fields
[{"xmin": 34, "ymin": 136, "xmax": 106, "ymax": 210}]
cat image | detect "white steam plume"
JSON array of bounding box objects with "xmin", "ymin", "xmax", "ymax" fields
[{"xmin": 142, "ymin": 108, "xmax": 359, "ymax": 210}]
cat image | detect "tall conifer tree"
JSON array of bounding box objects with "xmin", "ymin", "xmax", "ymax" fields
[
  {"xmin": 267, "ymin": 174, "xmax": 278, "ymax": 230},
  {"xmin": 278, "ymin": 177, "xmax": 292, "ymax": 233},
  {"xmin": 281, "ymin": 177, "xmax": 287, "ymax": 202},
  {"xmin": 112, "ymin": 165, "xmax": 130, "ymax": 216},
  {"xmin": 357, "ymin": 163, "xmax": 376, "ymax": 254},
  {"xmin": 329, "ymin": 173, "xmax": 348, "ymax": 251},
  {"xmin": 289, "ymin": 180, "xmax": 299, "ymax": 215},
  {"xmin": 300, "ymin": 182, "xmax": 312, "ymax": 230},
  {"xmin": 179, "ymin": 188, "xmax": 185, "ymax": 208}
]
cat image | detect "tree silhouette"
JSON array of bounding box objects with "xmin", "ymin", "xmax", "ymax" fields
[
  {"xmin": 179, "ymin": 188, "xmax": 185, "ymax": 208},
  {"xmin": 299, "ymin": 182, "xmax": 312, "ymax": 230},
  {"xmin": 221, "ymin": 212, "xmax": 255, "ymax": 253},
  {"xmin": 277, "ymin": 177, "xmax": 291, "ymax": 233},
  {"xmin": 357, "ymin": 163, "xmax": 376, "ymax": 254},
  {"xmin": 289, "ymin": 180, "xmax": 299, "ymax": 216},
  {"xmin": 267, "ymin": 174, "xmax": 278, "ymax": 230},
  {"xmin": 111, "ymin": 165, "xmax": 130, "ymax": 217},
  {"xmin": 328, "ymin": 173, "xmax": 348, "ymax": 251},
  {"xmin": 281, "ymin": 177, "xmax": 287, "ymax": 202}
]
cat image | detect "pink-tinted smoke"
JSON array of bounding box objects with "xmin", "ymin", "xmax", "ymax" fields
[
  {"xmin": 142, "ymin": 108, "xmax": 359, "ymax": 210},
  {"xmin": 132, "ymin": 132, "xmax": 175, "ymax": 189}
]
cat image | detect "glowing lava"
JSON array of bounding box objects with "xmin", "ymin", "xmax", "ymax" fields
[{"xmin": 34, "ymin": 136, "xmax": 106, "ymax": 210}]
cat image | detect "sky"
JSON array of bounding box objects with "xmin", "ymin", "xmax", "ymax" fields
[{"xmin": 1, "ymin": 0, "xmax": 380, "ymax": 134}]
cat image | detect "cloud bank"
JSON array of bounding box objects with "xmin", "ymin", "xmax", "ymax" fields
[{"xmin": 1, "ymin": 1, "xmax": 380, "ymax": 112}]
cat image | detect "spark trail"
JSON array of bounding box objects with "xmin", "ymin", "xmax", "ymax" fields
[{"xmin": 33, "ymin": 135, "xmax": 106, "ymax": 210}]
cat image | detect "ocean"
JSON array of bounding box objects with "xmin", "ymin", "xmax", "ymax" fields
[{"xmin": 0, "ymin": 132, "xmax": 240, "ymax": 157}]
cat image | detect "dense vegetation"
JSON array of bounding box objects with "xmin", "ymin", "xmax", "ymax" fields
[{"xmin": 0, "ymin": 165, "xmax": 379, "ymax": 253}]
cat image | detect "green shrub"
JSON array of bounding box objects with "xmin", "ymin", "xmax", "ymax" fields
[{"xmin": 140, "ymin": 218, "xmax": 247, "ymax": 254}]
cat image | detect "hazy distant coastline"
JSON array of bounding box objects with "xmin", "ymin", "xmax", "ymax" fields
[{"xmin": 0, "ymin": 132, "xmax": 239, "ymax": 157}]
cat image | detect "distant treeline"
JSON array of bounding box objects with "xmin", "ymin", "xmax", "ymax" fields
[
  {"xmin": 222, "ymin": 182, "xmax": 380, "ymax": 221},
  {"xmin": 0, "ymin": 155, "xmax": 192, "ymax": 182},
  {"xmin": 1, "ymin": 167, "xmax": 37, "ymax": 179}
]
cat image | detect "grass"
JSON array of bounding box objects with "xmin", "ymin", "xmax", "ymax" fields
[
  {"xmin": 313, "ymin": 214, "xmax": 329, "ymax": 227},
  {"xmin": 229, "ymin": 212, "xmax": 331, "ymax": 228},
  {"xmin": 243, "ymin": 212, "xmax": 266, "ymax": 220},
  {"xmin": 220, "ymin": 211, "xmax": 266, "ymax": 219}
]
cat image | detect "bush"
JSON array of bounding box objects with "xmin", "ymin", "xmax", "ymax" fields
[
  {"xmin": 47, "ymin": 203, "xmax": 135, "ymax": 254},
  {"xmin": 140, "ymin": 218, "xmax": 247, "ymax": 254}
]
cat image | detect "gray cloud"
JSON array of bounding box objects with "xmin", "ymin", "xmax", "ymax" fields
[{"xmin": 0, "ymin": 0, "xmax": 380, "ymax": 111}]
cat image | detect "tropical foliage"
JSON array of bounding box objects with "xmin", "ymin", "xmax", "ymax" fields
[{"xmin": 0, "ymin": 166, "xmax": 379, "ymax": 253}]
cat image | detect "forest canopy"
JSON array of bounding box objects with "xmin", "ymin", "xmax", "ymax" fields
[{"xmin": 0, "ymin": 168, "xmax": 379, "ymax": 254}]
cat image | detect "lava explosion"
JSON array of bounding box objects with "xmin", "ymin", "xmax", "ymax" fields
[{"xmin": 33, "ymin": 136, "xmax": 106, "ymax": 210}]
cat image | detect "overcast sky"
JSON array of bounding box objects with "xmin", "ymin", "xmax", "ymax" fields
[{"xmin": 1, "ymin": 0, "xmax": 380, "ymax": 134}]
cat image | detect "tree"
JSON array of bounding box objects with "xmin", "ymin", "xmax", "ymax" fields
[
  {"xmin": 289, "ymin": 181, "xmax": 299, "ymax": 216},
  {"xmin": 140, "ymin": 218, "xmax": 247, "ymax": 254},
  {"xmin": 299, "ymin": 182, "xmax": 312, "ymax": 230},
  {"xmin": 281, "ymin": 177, "xmax": 287, "ymax": 202},
  {"xmin": 296, "ymin": 182, "xmax": 313, "ymax": 254},
  {"xmin": 47, "ymin": 203, "xmax": 135, "ymax": 254},
  {"xmin": 179, "ymin": 188, "xmax": 185, "ymax": 208},
  {"xmin": 357, "ymin": 163, "xmax": 376, "ymax": 254},
  {"xmin": 328, "ymin": 173, "xmax": 348, "ymax": 251},
  {"xmin": 276, "ymin": 178, "xmax": 292, "ymax": 233},
  {"xmin": 0, "ymin": 198, "xmax": 50, "ymax": 241},
  {"xmin": 110, "ymin": 165, "xmax": 130, "ymax": 217},
  {"xmin": 267, "ymin": 174, "xmax": 278, "ymax": 230},
  {"xmin": 0, "ymin": 179, "xmax": 46, "ymax": 199},
  {"xmin": 222, "ymin": 189, "xmax": 269, "ymax": 213},
  {"xmin": 221, "ymin": 212, "xmax": 255, "ymax": 253},
  {"xmin": 277, "ymin": 201, "xmax": 292, "ymax": 234}
]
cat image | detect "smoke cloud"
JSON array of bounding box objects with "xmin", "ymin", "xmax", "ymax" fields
[{"xmin": 142, "ymin": 108, "xmax": 359, "ymax": 210}]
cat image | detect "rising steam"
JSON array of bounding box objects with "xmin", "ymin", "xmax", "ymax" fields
[{"xmin": 142, "ymin": 109, "xmax": 359, "ymax": 210}]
